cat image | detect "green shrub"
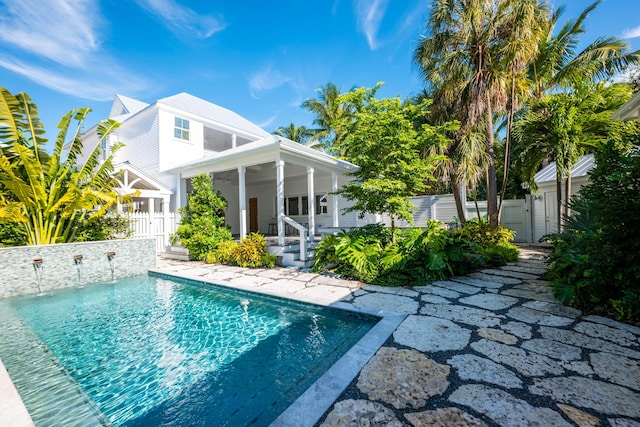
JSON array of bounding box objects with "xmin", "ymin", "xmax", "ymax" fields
[
  {"xmin": 75, "ymin": 214, "xmax": 132, "ymax": 242},
  {"xmin": 484, "ymin": 241, "xmax": 519, "ymax": 265},
  {"xmin": 207, "ymin": 233, "xmax": 276, "ymax": 268},
  {"xmin": 546, "ymin": 142, "xmax": 640, "ymax": 322},
  {"xmin": 453, "ymin": 217, "xmax": 515, "ymax": 246},
  {"xmin": 206, "ymin": 240, "xmax": 239, "ymax": 264},
  {"xmin": 171, "ymin": 174, "xmax": 232, "ymax": 260},
  {"xmin": 0, "ymin": 221, "xmax": 26, "ymax": 247}
]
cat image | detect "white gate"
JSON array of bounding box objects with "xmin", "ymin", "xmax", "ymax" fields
[
  {"xmin": 500, "ymin": 199, "xmax": 529, "ymax": 243},
  {"xmin": 126, "ymin": 212, "xmax": 177, "ymax": 252}
]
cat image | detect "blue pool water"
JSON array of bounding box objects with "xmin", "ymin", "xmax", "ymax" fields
[{"xmin": 0, "ymin": 274, "xmax": 377, "ymax": 426}]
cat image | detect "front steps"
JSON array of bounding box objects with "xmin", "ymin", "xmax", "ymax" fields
[
  {"xmin": 267, "ymin": 241, "xmax": 317, "ymax": 269},
  {"xmin": 159, "ymin": 245, "xmax": 190, "ymax": 261}
]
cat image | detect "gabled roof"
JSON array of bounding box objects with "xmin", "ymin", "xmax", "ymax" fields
[
  {"xmin": 612, "ymin": 91, "xmax": 640, "ymax": 121},
  {"xmin": 534, "ymin": 154, "xmax": 595, "ymax": 185},
  {"xmin": 114, "ymin": 162, "xmax": 173, "ymax": 196},
  {"xmin": 109, "ymin": 95, "xmax": 149, "ymax": 119},
  {"xmin": 158, "ymin": 93, "xmax": 270, "ymax": 138}
]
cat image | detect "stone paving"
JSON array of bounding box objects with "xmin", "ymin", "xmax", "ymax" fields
[{"xmin": 157, "ymin": 247, "xmax": 640, "ymax": 427}]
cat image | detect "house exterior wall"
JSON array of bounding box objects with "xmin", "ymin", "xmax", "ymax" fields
[
  {"xmin": 158, "ymin": 108, "xmax": 204, "ymax": 172},
  {"xmin": 116, "ymin": 110, "xmax": 160, "ymax": 173}
]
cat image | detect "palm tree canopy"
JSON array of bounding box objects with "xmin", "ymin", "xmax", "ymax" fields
[{"xmin": 273, "ymin": 122, "xmax": 316, "ymax": 144}]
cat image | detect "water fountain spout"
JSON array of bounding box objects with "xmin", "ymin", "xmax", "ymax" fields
[
  {"xmin": 74, "ymin": 255, "xmax": 84, "ymax": 283},
  {"xmin": 107, "ymin": 251, "xmax": 116, "ymax": 281},
  {"xmin": 32, "ymin": 258, "xmax": 43, "ymax": 294}
]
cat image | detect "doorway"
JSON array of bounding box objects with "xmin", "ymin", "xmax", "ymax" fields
[{"xmin": 249, "ymin": 198, "xmax": 258, "ymax": 233}]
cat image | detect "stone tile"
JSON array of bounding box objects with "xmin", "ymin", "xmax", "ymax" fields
[
  {"xmin": 320, "ymin": 399, "xmax": 404, "ymax": 427},
  {"xmin": 539, "ymin": 327, "xmax": 640, "ymax": 360},
  {"xmin": 294, "ymin": 284, "xmax": 354, "ymax": 303},
  {"xmin": 448, "ymin": 354, "xmax": 523, "ymax": 389},
  {"xmin": 500, "ymin": 321, "xmax": 533, "ymax": 340},
  {"xmin": 471, "ymin": 339, "xmax": 564, "ymax": 376},
  {"xmin": 468, "ymin": 272, "xmax": 522, "ymax": 285},
  {"xmin": 574, "ymin": 321, "xmax": 638, "ymax": 347},
  {"xmin": 415, "ymin": 286, "xmax": 461, "ymax": 299},
  {"xmin": 420, "ymin": 304, "xmax": 504, "ymax": 328},
  {"xmin": 559, "ymin": 360, "xmax": 594, "ymax": 377},
  {"xmin": 226, "ymin": 275, "xmax": 274, "ymax": 287},
  {"xmin": 500, "ymin": 264, "xmax": 548, "ymax": 276},
  {"xmin": 405, "ymin": 408, "xmax": 487, "ymax": 427},
  {"xmin": 522, "ymin": 301, "xmax": 582, "ymax": 318},
  {"xmin": 394, "ymin": 315, "xmax": 471, "ymax": 352},
  {"xmin": 361, "ymin": 284, "xmax": 419, "ymax": 298},
  {"xmin": 352, "ymin": 288, "xmax": 369, "ymax": 297},
  {"xmin": 431, "ymin": 281, "xmax": 481, "ymax": 295},
  {"xmin": 451, "ymin": 276, "xmax": 504, "ymax": 289},
  {"xmin": 557, "ymin": 404, "xmax": 600, "ymax": 427},
  {"xmin": 459, "ymin": 293, "xmax": 519, "ymax": 311},
  {"xmin": 582, "ymin": 315, "xmax": 640, "ymax": 336},
  {"xmin": 521, "ymin": 338, "xmax": 583, "ymax": 361},
  {"xmin": 590, "ymin": 352, "xmax": 640, "ymax": 391},
  {"xmin": 421, "ymin": 294, "xmax": 452, "ymax": 305},
  {"xmin": 609, "ymin": 418, "xmax": 640, "ymax": 427},
  {"xmin": 479, "ymin": 268, "xmax": 540, "ymax": 280},
  {"xmin": 506, "ymin": 306, "xmax": 574, "ymax": 327},
  {"xmin": 353, "ymin": 293, "xmax": 419, "ymax": 315},
  {"xmin": 477, "ymin": 327, "xmax": 518, "ymax": 345},
  {"xmin": 529, "ymin": 376, "xmax": 640, "ymax": 418},
  {"xmin": 449, "ymin": 384, "xmax": 571, "ymax": 427},
  {"xmin": 501, "ymin": 288, "xmax": 557, "ymax": 303},
  {"xmin": 357, "ymin": 347, "xmax": 450, "ymax": 409},
  {"xmin": 259, "ymin": 278, "xmax": 308, "ymax": 293}
]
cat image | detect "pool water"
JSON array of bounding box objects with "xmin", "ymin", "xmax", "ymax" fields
[{"xmin": 0, "ymin": 274, "xmax": 377, "ymax": 426}]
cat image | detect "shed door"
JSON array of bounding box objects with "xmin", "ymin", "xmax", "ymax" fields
[
  {"xmin": 544, "ymin": 192, "xmax": 558, "ymax": 235},
  {"xmin": 249, "ymin": 198, "xmax": 258, "ymax": 233}
]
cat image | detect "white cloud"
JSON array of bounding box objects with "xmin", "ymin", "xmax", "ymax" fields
[
  {"xmin": 248, "ymin": 65, "xmax": 293, "ymax": 98},
  {"xmin": 353, "ymin": 0, "xmax": 390, "ymax": 50},
  {"xmin": 256, "ymin": 113, "xmax": 279, "ymax": 129},
  {"xmin": 135, "ymin": 0, "xmax": 226, "ymax": 39},
  {"xmin": 0, "ymin": 0, "xmax": 149, "ymax": 100},
  {"xmin": 0, "ymin": 0, "xmax": 101, "ymax": 67},
  {"xmin": 622, "ymin": 26, "xmax": 640, "ymax": 40},
  {"xmin": 0, "ymin": 55, "xmax": 149, "ymax": 101}
]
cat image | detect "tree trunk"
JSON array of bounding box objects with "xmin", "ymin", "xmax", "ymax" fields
[
  {"xmin": 452, "ymin": 175, "xmax": 467, "ymax": 225},
  {"xmin": 390, "ymin": 214, "xmax": 396, "ymax": 244},
  {"xmin": 565, "ymin": 175, "xmax": 572, "ymax": 219},
  {"xmin": 498, "ymin": 70, "xmax": 516, "ymax": 222},
  {"xmin": 485, "ymin": 105, "xmax": 499, "ymax": 228}
]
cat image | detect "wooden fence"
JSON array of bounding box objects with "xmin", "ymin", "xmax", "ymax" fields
[{"xmin": 125, "ymin": 212, "xmax": 177, "ymax": 252}]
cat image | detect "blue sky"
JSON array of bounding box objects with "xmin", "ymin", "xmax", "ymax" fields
[{"xmin": 1, "ymin": 0, "xmax": 639, "ymax": 143}]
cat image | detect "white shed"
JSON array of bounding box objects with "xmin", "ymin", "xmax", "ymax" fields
[{"xmin": 530, "ymin": 154, "xmax": 595, "ymax": 241}]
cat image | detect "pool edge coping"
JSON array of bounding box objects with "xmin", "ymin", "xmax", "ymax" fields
[{"xmin": 0, "ymin": 358, "xmax": 35, "ymax": 427}]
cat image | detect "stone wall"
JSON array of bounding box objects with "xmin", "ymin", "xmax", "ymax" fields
[{"xmin": 0, "ymin": 239, "xmax": 156, "ymax": 298}]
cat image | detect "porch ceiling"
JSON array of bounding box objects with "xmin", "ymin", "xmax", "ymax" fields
[{"xmin": 211, "ymin": 162, "xmax": 331, "ymax": 186}]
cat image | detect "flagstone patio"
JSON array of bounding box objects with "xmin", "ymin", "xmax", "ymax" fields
[{"xmin": 156, "ymin": 246, "xmax": 640, "ymax": 427}]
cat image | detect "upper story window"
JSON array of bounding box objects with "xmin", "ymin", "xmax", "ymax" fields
[{"xmin": 174, "ymin": 117, "xmax": 190, "ymax": 141}]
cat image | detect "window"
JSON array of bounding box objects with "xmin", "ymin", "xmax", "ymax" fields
[
  {"xmin": 174, "ymin": 116, "xmax": 190, "ymax": 141},
  {"xmin": 316, "ymin": 194, "xmax": 328, "ymax": 214},
  {"xmin": 287, "ymin": 196, "xmax": 299, "ymax": 216}
]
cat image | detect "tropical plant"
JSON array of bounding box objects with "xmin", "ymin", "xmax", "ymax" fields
[
  {"xmin": 171, "ymin": 173, "xmax": 233, "ymax": 260},
  {"xmin": 330, "ymin": 85, "xmax": 451, "ymax": 241},
  {"xmin": 0, "ymin": 87, "xmax": 127, "ymax": 245},
  {"xmin": 546, "ymin": 142, "xmax": 640, "ymax": 321},
  {"xmin": 302, "ymin": 81, "xmax": 362, "ymax": 155},
  {"xmin": 273, "ymin": 122, "xmax": 317, "ymax": 146},
  {"xmin": 414, "ymin": 0, "xmax": 549, "ymax": 227},
  {"xmin": 75, "ymin": 213, "xmax": 133, "ymax": 242},
  {"xmin": 206, "ymin": 233, "xmax": 276, "ymax": 268}
]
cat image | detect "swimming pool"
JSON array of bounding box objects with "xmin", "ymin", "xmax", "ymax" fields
[{"xmin": 0, "ymin": 273, "xmax": 378, "ymax": 426}]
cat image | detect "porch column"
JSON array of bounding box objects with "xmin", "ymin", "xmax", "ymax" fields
[
  {"xmin": 307, "ymin": 167, "xmax": 315, "ymax": 241},
  {"xmin": 238, "ymin": 165, "xmax": 247, "ymax": 239},
  {"xmin": 231, "ymin": 134, "xmax": 237, "ymax": 149},
  {"xmin": 331, "ymin": 172, "xmax": 339, "ymax": 227},
  {"xmin": 147, "ymin": 197, "xmax": 155, "ymax": 239},
  {"xmin": 162, "ymin": 196, "xmax": 170, "ymax": 250},
  {"xmin": 276, "ymin": 159, "xmax": 285, "ymax": 246}
]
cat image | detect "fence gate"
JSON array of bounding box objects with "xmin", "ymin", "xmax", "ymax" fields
[
  {"xmin": 500, "ymin": 199, "xmax": 529, "ymax": 243},
  {"xmin": 126, "ymin": 212, "xmax": 177, "ymax": 252}
]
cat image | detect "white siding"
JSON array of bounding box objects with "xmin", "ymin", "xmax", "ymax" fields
[
  {"xmin": 158, "ymin": 108, "xmax": 204, "ymax": 171},
  {"xmin": 116, "ymin": 111, "xmax": 160, "ymax": 172}
]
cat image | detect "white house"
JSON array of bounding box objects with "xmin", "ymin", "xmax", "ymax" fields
[{"xmin": 81, "ymin": 93, "xmax": 378, "ymax": 261}]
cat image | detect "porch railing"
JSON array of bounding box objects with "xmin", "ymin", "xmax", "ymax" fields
[{"xmin": 282, "ymin": 215, "xmax": 308, "ymax": 261}]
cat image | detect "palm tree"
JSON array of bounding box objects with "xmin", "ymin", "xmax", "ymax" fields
[
  {"xmin": 0, "ymin": 87, "xmax": 128, "ymax": 245},
  {"xmin": 513, "ymin": 82, "xmax": 632, "ymax": 230},
  {"xmin": 414, "ymin": 0, "xmax": 549, "ymax": 227},
  {"xmin": 302, "ymin": 81, "xmax": 371, "ymax": 156},
  {"xmin": 529, "ymin": 0, "xmax": 640, "ymax": 99},
  {"xmin": 273, "ymin": 122, "xmax": 318, "ymax": 147}
]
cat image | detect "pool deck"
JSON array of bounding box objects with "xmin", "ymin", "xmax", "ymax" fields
[{"xmin": 156, "ymin": 246, "xmax": 640, "ymax": 427}]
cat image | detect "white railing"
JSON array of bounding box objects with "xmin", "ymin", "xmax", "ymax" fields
[
  {"xmin": 282, "ymin": 216, "xmax": 308, "ymax": 261},
  {"xmin": 125, "ymin": 212, "xmax": 177, "ymax": 252}
]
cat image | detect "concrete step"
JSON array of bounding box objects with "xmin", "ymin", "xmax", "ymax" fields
[{"xmin": 159, "ymin": 246, "xmax": 190, "ymax": 261}]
